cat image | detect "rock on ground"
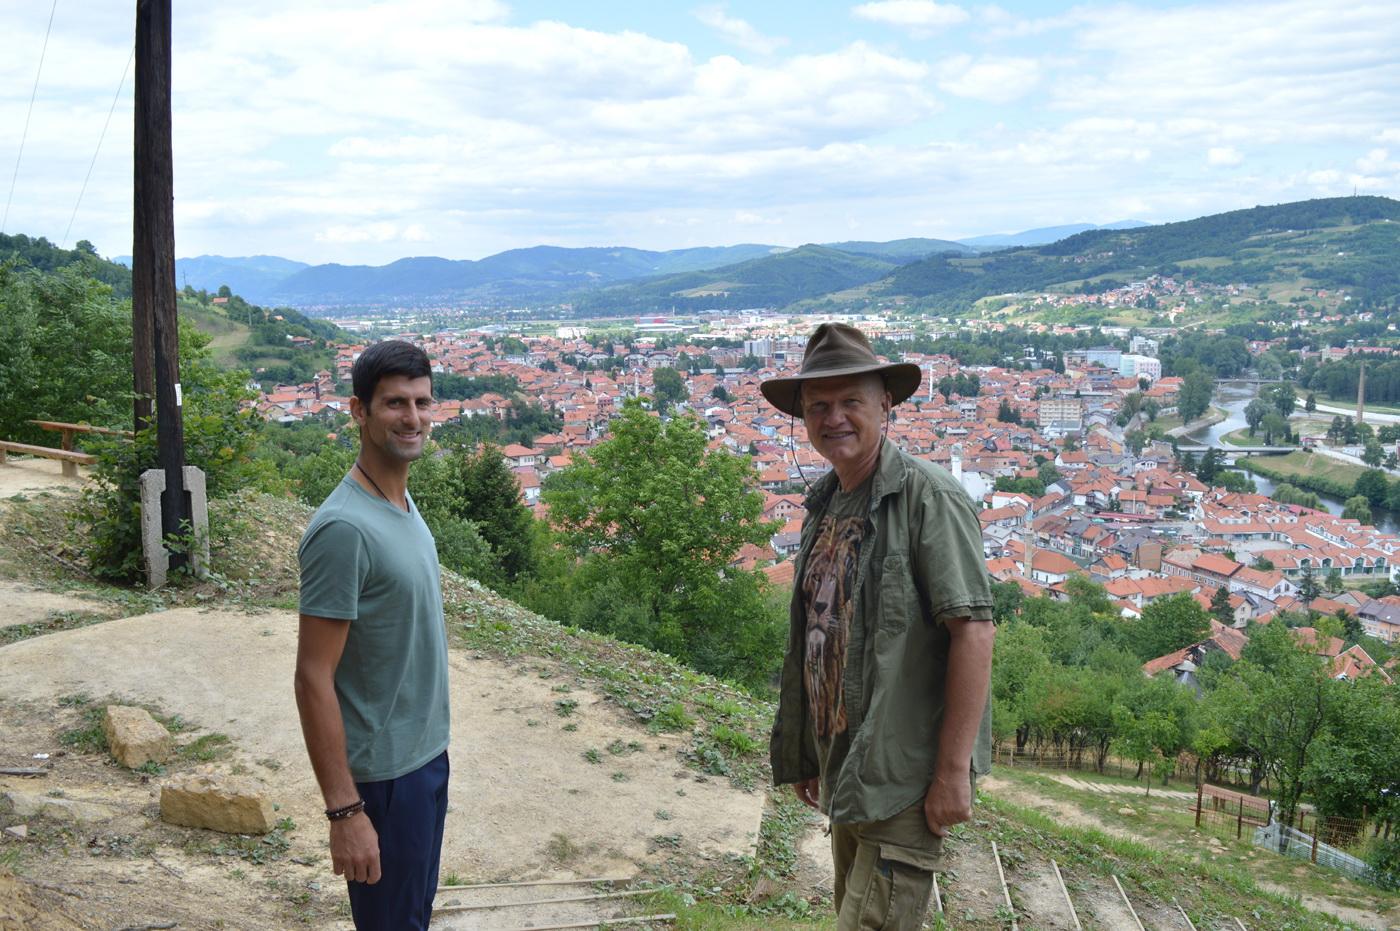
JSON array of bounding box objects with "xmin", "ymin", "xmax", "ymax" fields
[
  {"xmin": 103, "ymin": 705, "xmax": 171, "ymax": 769},
  {"xmin": 160, "ymin": 772, "xmax": 275, "ymax": 834}
]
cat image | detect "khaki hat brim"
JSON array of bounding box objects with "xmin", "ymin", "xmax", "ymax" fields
[{"xmin": 761, "ymin": 362, "xmax": 922, "ymax": 418}]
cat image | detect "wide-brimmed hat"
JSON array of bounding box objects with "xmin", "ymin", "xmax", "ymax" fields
[{"xmin": 760, "ymin": 323, "xmax": 922, "ymax": 418}]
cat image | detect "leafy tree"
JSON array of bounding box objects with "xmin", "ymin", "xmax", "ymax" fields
[
  {"xmin": 1178, "ymin": 369, "xmax": 1215, "ymax": 422},
  {"xmin": 1244, "ymin": 398, "xmax": 1269, "ymax": 436},
  {"xmin": 1131, "ymin": 592, "xmax": 1210, "ymax": 661},
  {"xmin": 445, "ymin": 445, "xmax": 536, "ymax": 585},
  {"xmin": 1354, "ymin": 468, "xmax": 1390, "ymax": 508},
  {"xmin": 0, "ymin": 266, "xmax": 135, "ymax": 444},
  {"xmin": 996, "ymin": 397, "xmax": 1020, "ymax": 424},
  {"xmin": 991, "ymin": 580, "xmax": 1025, "ymax": 624},
  {"xmin": 1324, "ymin": 569, "xmax": 1344, "ymax": 594},
  {"xmin": 710, "ymin": 385, "xmax": 730, "ymax": 403},
  {"xmin": 1113, "ymin": 674, "xmax": 1198, "ymax": 786},
  {"xmin": 1305, "ymin": 392, "xmax": 1317, "ymax": 413},
  {"xmin": 1219, "ymin": 622, "xmax": 1335, "ymax": 837},
  {"xmin": 1269, "ymin": 382, "xmax": 1297, "ymax": 418},
  {"xmin": 1298, "ymin": 564, "xmax": 1320, "ymax": 604},
  {"xmin": 1255, "ymin": 557, "xmax": 1275, "ymax": 571},
  {"xmin": 1304, "ymin": 676, "xmax": 1400, "ymax": 833},
  {"xmin": 1363, "ymin": 440, "xmax": 1386, "ymax": 467},
  {"xmin": 1256, "ymin": 353, "xmax": 1283, "ymax": 380},
  {"xmin": 1343, "ymin": 495, "xmax": 1374, "ymax": 524},
  {"xmin": 1209, "ymin": 586, "xmax": 1235, "ymax": 626},
  {"xmin": 1260, "ymin": 412, "xmax": 1289, "ymax": 445},
  {"xmin": 1196, "ymin": 448, "xmax": 1224, "ymax": 484},
  {"xmin": 651, "ymin": 366, "xmax": 687, "ymax": 414},
  {"xmin": 541, "ymin": 400, "xmax": 780, "ymax": 687}
]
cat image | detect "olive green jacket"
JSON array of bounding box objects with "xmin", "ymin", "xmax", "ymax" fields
[{"xmin": 769, "ymin": 440, "xmax": 995, "ymax": 824}]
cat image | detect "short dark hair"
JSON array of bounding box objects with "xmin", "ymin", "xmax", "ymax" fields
[{"xmin": 352, "ymin": 340, "xmax": 432, "ymax": 410}]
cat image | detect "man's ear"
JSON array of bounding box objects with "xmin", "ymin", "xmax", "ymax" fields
[{"xmin": 349, "ymin": 395, "xmax": 365, "ymax": 426}]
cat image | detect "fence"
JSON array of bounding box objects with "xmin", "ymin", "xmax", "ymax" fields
[
  {"xmin": 1189, "ymin": 784, "xmax": 1270, "ymax": 841},
  {"xmin": 992, "ymin": 744, "xmax": 1196, "ymax": 783},
  {"xmin": 1253, "ymin": 822, "xmax": 1395, "ymax": 888}
]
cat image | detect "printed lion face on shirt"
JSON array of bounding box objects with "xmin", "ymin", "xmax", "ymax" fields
[{"xmin": 802, "ymin": 514, "xmax": 866, "ymax": 740}]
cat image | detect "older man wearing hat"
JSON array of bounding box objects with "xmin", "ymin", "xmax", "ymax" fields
[{"xmin": 763, "ymin": 322, "xmax": 995, "ymax": 930}]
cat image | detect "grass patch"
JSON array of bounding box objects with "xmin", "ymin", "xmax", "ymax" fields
[
  {"xmin": 0, "ymin": 610, "xmax": 114, "ymax": 647},
  {"xmin": 178, "ymin": 732, "xmax": 233, "ymax": 762}
]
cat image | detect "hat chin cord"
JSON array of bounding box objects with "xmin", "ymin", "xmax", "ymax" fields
[{"xmin": 787, "ymin": 405, "xmax": 892, "ymax": 498}]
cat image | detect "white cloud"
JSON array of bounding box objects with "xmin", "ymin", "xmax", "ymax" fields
[
  {"xmin": 694, "ymin": 5, "xmax": 787, "ymax": 55},
  {"xmin": 936, "ymin": 55, "xmax": 1041, "ymax": 103},
  {"xmin": 1207, "ymin": 146, "xmax": 1244, "ymax": 167},
  {"xmin": 852, "ymin": 1, "xmax": 970, "ymax": 35},
  {"xmin": 315, "ymin": 222, "xmax": 431, "ymax": 244},
  {"xmin": 1357, "ymin": 148, "xmax": 1396, "ymax": 174}
]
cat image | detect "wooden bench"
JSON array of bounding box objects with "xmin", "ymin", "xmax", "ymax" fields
[
  {"xmin": 29, "ymin": 419, "xmax": 134, "ymax": 451},
  {"xmin": 0, "ymin": 440, "xmax": 97, "ymax": 478}
]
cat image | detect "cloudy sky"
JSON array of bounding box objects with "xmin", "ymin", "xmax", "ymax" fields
[{"xmin": 2, "ymin": 0, "xmax": 1398, "ymax": 265}]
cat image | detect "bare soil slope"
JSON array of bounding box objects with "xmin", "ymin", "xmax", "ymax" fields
[{"xmin": 0, "ymin": 606, "xmax": 765, "ymax": 928}]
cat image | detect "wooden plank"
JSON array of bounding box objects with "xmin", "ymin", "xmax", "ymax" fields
[
  {"xmin": 1235, "ymin": 919, "xmax": 1248, "ymax": 931},
  {"xmin": 432, "ymin": 888, "xmax": 651, "ymax": 915},
  {"xmin": 1173, "ymin": 898, "xmax": 1198, "ymax": 931},
  {"xmin": 931, "ymin": 872, "xmax": 942, "ymax": 913},
  {"xmin": 1111, "ymin": 875, "xmax": 1146, "ymax": 931},
  {"xmin": 29, "ymin": 420, "xmax": 134, "ymax": 438},
  {"xmin": 991, "ymin": 841, "xmax": 1018, "ymax": 931},
  {"xmin": 1051, "ymin": 859, "xmax": 1081, "ymax": 931},
  {"xmin": 0, "ymin": 441, "xmax": 96, "ymax": 463},
  {"xmin": 438, "ymin": 876, "xmax": 628, "ymax": 892},
  {"xmin": 496, "ymin": 915, "xmax": 676, "ymax": 931},
  {"xmin": 0, "ymin": 767, "xmax": 48, "ymax": 776}
]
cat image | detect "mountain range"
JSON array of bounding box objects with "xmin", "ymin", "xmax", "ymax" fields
[
  {"xmin": 64, "ymin": 198, "xmax": 1400, "ymax": 314},
  {"xmin": 115, "ymin": 223, "xmax": 1143, "ymax": 307}
]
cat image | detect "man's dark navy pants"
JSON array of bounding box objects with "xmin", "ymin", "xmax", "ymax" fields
[{"xmin": 347, "ymin": 751, "xmax": 450, "ymax": 931}]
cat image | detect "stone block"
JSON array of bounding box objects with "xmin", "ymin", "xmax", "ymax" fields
[
  {"xmin": 2, "ymin": 790, "xmax": 115, "ymax": 823},
  {"xmin": 103, "ymin": 705, "xmax": 172, "ymax": 769},
  {"xmin": 160, "ymin": 774, "xmax": 274, "ymax": 835}
]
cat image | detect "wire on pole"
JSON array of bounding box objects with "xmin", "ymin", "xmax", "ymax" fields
[
  {"xmin": 63, "ymin": 45, "xmax": 134, "ymax": 249},
  {"xmin": 2, "ymin": 0, "xmax": 60, "ymax": 235}
]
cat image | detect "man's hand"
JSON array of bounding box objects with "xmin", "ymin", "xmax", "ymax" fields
[
  {"xmin": 793, "ymin": 776, "xmax": 821, "ymax": 810},
  {"xmin": 922, "ymin": 770, "xmax": 972, "ymax": 837},
  {"xmin": 330, "ymin": 813, "xmax": 381, "ymax": 884}
]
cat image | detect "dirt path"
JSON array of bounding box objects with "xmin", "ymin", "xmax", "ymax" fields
[
  {"xmin": 0, "ymin": 457, "xmax": 90, "ymax": 499},
  {"xmin": 0, "ymin": 580, "xmax": 122, "ymax": 630},
  {"xmin": 0, "ymin": 606, "xmax": 766, "ymax": 927}
]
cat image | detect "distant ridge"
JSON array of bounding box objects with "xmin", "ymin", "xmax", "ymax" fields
[{"xmin": 958, "ymin": 220, "xmax": 1150, "ymax": 249}]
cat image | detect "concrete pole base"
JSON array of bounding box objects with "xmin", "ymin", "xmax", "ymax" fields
[{"xmin": 139, "ymin": 466, "xmax": 210, "ymax": 589}]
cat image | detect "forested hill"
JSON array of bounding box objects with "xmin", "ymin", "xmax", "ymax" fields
[
  {"xmin": 882, "ymin": 196, "xmax": 1400, "ymax": 311},
  {"xmin": 2, "ymin": 232, "xmax": 345, "ymax": 383},
  {"xmin": 570, "ymin": 243, "xmax": 906, "ymax": 314},
  {"xmin": 1, "ymin": 233, "xmax": 132, "ymax": 297}
]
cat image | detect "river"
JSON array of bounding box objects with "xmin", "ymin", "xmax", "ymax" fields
[{"xmin": 1183, "ymin": 384, "xmax": 1400, "ymax": 534}]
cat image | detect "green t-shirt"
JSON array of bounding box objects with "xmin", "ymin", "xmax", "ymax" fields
[{"xmin": 298, "ymin": 476, "xmax": 450, "ymax": 783}]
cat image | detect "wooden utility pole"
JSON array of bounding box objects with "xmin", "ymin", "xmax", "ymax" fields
[{"xmin": 133, "ymin": 0, "xmax": 187, "ymax": 568}]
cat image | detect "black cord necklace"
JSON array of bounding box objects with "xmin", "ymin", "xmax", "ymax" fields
[{"xmin": 354, "ymin": 460, "xmax": 399, "ymax": 508}]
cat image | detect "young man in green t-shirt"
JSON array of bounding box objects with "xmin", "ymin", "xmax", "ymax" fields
[{"xmin": 295, "ymin": 340, "xmax": 451, "ymax": 931}]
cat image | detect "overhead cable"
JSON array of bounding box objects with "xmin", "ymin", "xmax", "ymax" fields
[
  {"xmin": 2, "ymin": 0, "xmax": 60, "ymax": 235},
  {"xmin": 63, "ymin": 44, "xmax": 134, "ymax": 249}
]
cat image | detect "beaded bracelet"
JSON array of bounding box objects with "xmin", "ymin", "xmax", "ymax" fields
[{"xmin": 326, "ymin": 799, "xmax": 365, "ymax": 821}]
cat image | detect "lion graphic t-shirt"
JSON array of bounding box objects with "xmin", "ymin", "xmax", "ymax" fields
[{"xmin": 801, "ymin": 479, "xmax": 870, "ymax": 761}]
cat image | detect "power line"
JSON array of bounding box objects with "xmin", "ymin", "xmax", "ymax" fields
[
  {"xmin": 2, "ymin": 0, "xmax": 60, "ymax": 235},
  {"xmin": 63, "ymin": 45, "xmax": 134, "ymax": 250}
]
